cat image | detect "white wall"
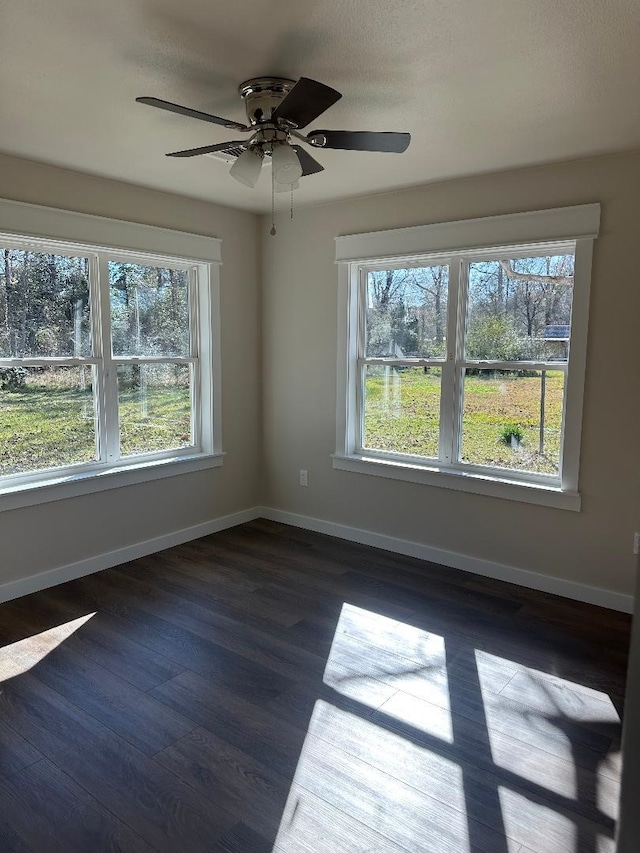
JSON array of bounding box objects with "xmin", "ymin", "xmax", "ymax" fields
[
  {"xmin": 0, "ymin": 153, "xmax": 260, "ymax": 587},
  {"xmin": 261, "ymin": 150, "xmax": 640, "ymax": 598}
]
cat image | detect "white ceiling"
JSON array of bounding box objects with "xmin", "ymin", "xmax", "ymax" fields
[{"xmin": 2, "ymin": 0, "xmax": 640, "ymax": 213}]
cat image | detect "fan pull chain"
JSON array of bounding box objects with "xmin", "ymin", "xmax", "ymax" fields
[
  {"xmin": 290, "ymin": 185, "xmax": 294, "ymax": 221},
  {"xmin": 270, "ymin": 165, "xmax": 277, "ymax": 236}
]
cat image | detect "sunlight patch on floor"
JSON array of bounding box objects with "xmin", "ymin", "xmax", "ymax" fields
[
  {"xmin": 273, "ymin": 700, "xmax": 469, "ymax": 853},
  {"xmin": 323, "ymin": 603, "xmax": 453, "ymax": 739},
  {"xmin": 278, "ymin": 604, "xmax": 621, "ymax": 853},
  {"xmin": 499, "ymin": 787, "xmax": 580, "ymax": 853},
  {"xmin": 0, "ymin": 613, "xmax": 96, "ymax": 682},
  {"xmin": 476, "ymin": 649, "xmax": 621, "ymax": 816}
]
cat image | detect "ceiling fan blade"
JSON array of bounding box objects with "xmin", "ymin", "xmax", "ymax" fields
[
  {"xmin": 291, "ymin": 145, "xmax": 324, "ymax": 176},
  {"xmin": 136, "ymin": 97, "xmax": 249, "ymax": 132},
  {"xmin": 271, "ymin": 78, "xmax": 341, "ymax": 129},
  {"xmin": 166, "ymin": 141, "xmax": 247, "ymax": 158},
  {"xmin": 307, "ymin": 130, "xmax": 411, "ymax": 153}
]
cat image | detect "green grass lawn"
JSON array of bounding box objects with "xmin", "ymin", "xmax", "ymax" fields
[
  {"xmin": 118, "ymin": 384, "xmax": 191, "ymax": 457},
  {"xmin": 2, "ymin": 367, "xmax": 563, "ymax": 479},
  {"xmin": 0, "ymin": 368, "xmax": 191, "ymax": 477},
  {"xmin": 364, "ymin": 367, "xmax": 564, "ymax": 475}
]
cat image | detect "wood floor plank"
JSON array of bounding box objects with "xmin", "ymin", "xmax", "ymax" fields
[
  {"xmin": 273, "ymin": 785, "xmax": 410, "ymax": 853},
  {"xmin": 0, "ymin": 758, "xmax": 153, "ymax": 852},
  {"xmin": 19, "ymin": 643, "xmax": 195, "ymax": 755},
  {"xmin": 91, "ymin": 566, "xmax": 327, "ymax": 687},
  {"xmin": 206, "ymin": 533, "xmax": 419, "ymax": 621},
  {"xmin": 281, "ymin": 617, "xmax": 336, "ymax": 656},
  {"xmin": 155, "ymin": 726, "xmax": 290, "ymax": 837},
  {"xmin": 0, "ymin": 818, "xmax": 36, "ymax": 853},
  {"xmin": 67, "ymin": 574, "xmax": 297, "ymax": 703},
  {"xmin": 0, "ymin": 717, "xmax": 42, "ymax": 782},
  {"xmin": 0, "ymin": 672, "xmax": 237, "ymax": 851},
  {"xmin": 212, "ymin": 821, "xmax": 274, "ymax": 853},
  {"xmin": 146, "ymin": 544, "xmax": 262, "ymax": 596},
  {"xmin": 115, "ymin": 557, "xmax": 302, "ymax": 629},
  {"xmin": 150, "ymin": 669, "xmax": 306, "ymax": 778},
  {"xmin": 213, "ymin": 525, "xmax": 351, "ymax": 576}
]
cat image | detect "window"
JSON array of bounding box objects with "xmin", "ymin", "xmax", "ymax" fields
[
  {"xmin": 0, "ymin": 206, "xmax": 222, "ymax": 510},
  {"xmin": 334, "ymin": 205, "xmax": 600, "ymax": 510}
]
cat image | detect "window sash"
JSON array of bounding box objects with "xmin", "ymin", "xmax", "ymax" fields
[
  {"xmin": 355, "ymin": 243, "xmax": 575, "ymax": 484},
  {"xmin": 0, "ymin": 240, "xmax": 201, "ymax": 485}
]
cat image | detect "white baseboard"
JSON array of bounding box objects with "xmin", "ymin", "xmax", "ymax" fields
[
  {"xmin": 258, "ymin": 507, "xmax": 634, "ymax": 614},
  {"xmin": 2, "ymin": 503, "xmax": 632, "ymax": 614},
  {"xmin": 0, "ymin": 507, "xmax": 261, "ymax": 605}
]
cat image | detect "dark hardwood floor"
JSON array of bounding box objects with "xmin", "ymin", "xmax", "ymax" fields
[{"xmin": 0, "ymin": 519, "xmax": 631, "ymax": 852}]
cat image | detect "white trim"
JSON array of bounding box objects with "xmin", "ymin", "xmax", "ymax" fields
[
  {"xmin": 207, "ymin": 263, "xmax": 223, "ymax": 455},
  {"xmin": 335, "ymin": 263, "xmax": 351, "ymax": 454},
  {"xmin": 0, "ymin": 206, "xmax": 224, "ymax": 500},
  {"xmin": 0, "ymin": 507, "xmax": 260, "ymax": 606},
  {"xmin": 335, "ymin": 204, "xmax": 600, "ymax": 262},
  {"xmin": 258, "ymin": 507, "xmax": 633, "ymax": 613},
  {"xmin": 332, "ymin": 453, "xmax": 580, "ymax": 510},
  {"xmin": 0, "ymin": 197, "xmax": 222, "ymax": 263},
  {"xmin": 560, "ymin": 238, "xmax": 593, "ymax": 492},
  {"xmin": 336, "ymin": 210, "xmax": 597, "ymax": 506},
  {"xmin": 0, "ymin": 452, "xmax": 225, "ymax": 513}
]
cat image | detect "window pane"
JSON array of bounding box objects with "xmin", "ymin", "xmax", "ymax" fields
[
  {"xmin": 0, "ymin": 366, "xmax": 97, "ymax": 476},
  {"xmin": 466, "ymin": 254, "xmax": 574, "ymax": 361},
  {"xmin": 118, "ymin": 364, "xmax": 192, "ymax": 457},
  {"xmin": 0, "ymin": 248, "xmax": 90, "ymax": 358},
  {"xmin": 365, "ymin": 266, "xmax": 448, "ymax": 358},
  {"xmin": 460, "ymin": 369, "xmax": 565, "ymax": 475},
  {"xmin": 109, "ymin": 262, "xmax": 190, "ymax": 357},
  {"xmin": 363, "ymin": 365, "xmax": 440, "ymax": 458}
]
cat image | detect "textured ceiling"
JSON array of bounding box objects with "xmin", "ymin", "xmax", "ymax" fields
[{"xmin": 2, "ymin": 0, "xmax": 640, "ymax": 213}]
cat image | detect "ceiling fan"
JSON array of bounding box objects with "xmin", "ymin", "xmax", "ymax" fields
[{"xmin": 136, "ymin": 76, "xmax": 411, "ymax": 190}]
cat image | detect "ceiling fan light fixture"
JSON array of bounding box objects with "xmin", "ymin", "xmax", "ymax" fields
[
  {"xmin": 229, "ymin": 147, "xmax": 263, "ymax": 187},
  {"xmin": 271, "ymin": 142, "xmax": 303, "ymax": 185}
]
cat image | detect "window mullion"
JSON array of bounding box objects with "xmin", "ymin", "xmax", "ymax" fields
[
  {"xmin": 355, "ymin": 269, "xmax": 367, "ymax": 452},
  {"xmin": 438, "ymin": 258, "xmax": 461, "ymax": 464},
  {"xmin": 451, "ymin": 258, "xmax": 470, "ymax": 464},
  {"xmin": 87, "ymin": 254, "xmax": 107, "ymax": 464},
  {"xmin": 188, "ymin": 267, "xmax": 200, "ymax": 449},
  {"xmin": 97, "ymin": 256, "xmax": 120, "ymax": 463}
]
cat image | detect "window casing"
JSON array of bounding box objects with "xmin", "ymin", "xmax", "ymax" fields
[
  {"xmin": 0, "ymin": 199, "xmax": 222, "ymax": 511},
  {"xmin": 334, "ymin": 206, "xmax": 599, "ymax": 510}
]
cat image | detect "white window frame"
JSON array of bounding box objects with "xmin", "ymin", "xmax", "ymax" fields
[
  {"xmin": 0, "ymin": 198, "xmax": 223, "ymax": 512},
  {"xmin": 333, "ymin": 204, "xmax": 600, "ymax": 511}
]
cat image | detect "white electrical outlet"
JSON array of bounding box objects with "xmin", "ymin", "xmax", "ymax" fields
[
  {"xmin": 299, "ymin": 469, "xmax": 308, "ymax": 487},
  {"xmin": 634, "ymin": 532, "xmax": 640, "ymax": 556}
]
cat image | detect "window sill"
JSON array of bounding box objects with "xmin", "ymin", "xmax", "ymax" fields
[
  {"xmin": 332, "ymin": 454, "xmax": 580, "ymax": 511},
  {"xmin": 0, "ymin": 452, "xmax": 225, "ymax": 513}
]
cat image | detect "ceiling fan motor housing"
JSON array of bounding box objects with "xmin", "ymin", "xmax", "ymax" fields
[{"xmin": 239, "ymin": 77, "xmax": 296, "ymax": 126}]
